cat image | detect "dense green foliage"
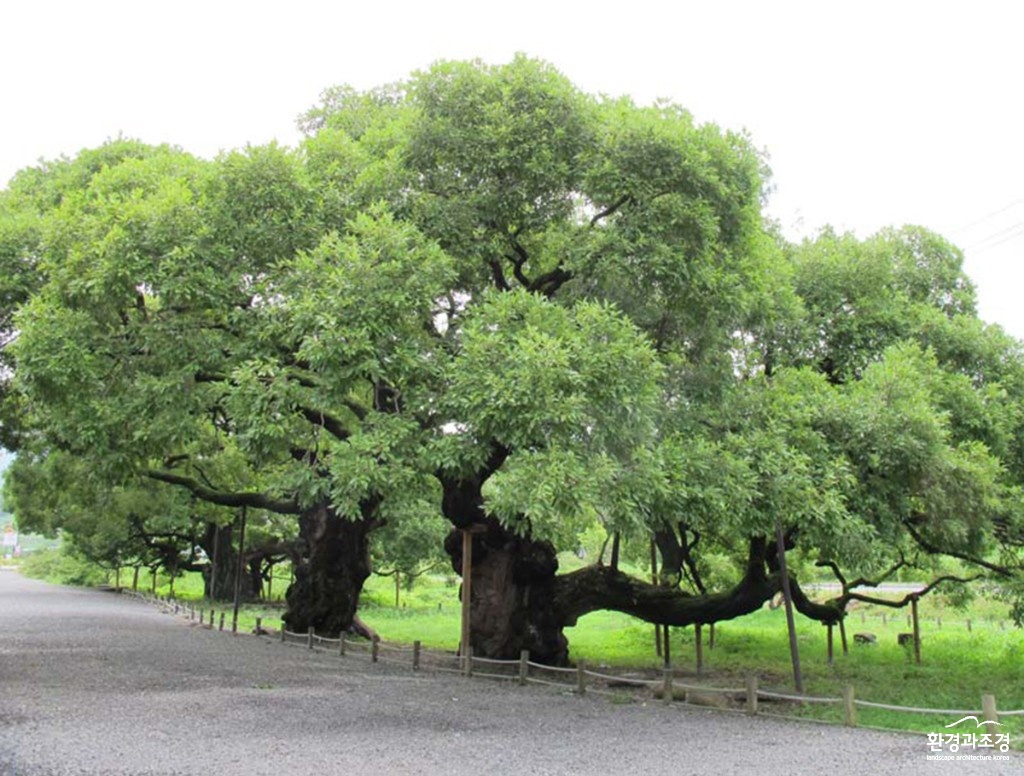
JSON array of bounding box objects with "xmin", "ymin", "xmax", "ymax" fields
[{"xmin": 1, "ymin": 56, "xmax": 1022, "ymax": 659}]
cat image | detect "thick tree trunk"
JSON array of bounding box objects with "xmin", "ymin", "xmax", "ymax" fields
[
  {"xmin": 282, "ymin": 502, "xmax": 375, "ymax": 637},
  {"xmin": 199, "ymin": 523, "xmax": 256, "ymax": 602},
  {"xmin": 444, "ymin": 520, "xmax": 566, "ymax": 664}
]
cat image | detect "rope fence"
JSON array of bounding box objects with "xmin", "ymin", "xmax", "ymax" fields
[{"xmin": 122, "ymin": 589, "xmax": 1023, "ymax": 744}]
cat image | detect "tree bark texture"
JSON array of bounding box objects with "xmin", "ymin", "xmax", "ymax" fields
[{"xmin": 282, "ymin": 502, "xmax": 374, "ymax": 637}]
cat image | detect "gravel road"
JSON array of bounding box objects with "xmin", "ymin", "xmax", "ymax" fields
[{"xmin": 0, "ymin": 570, "xmax": 1018, "ymax": 776}]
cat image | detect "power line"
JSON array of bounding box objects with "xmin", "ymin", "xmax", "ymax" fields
[{"xmin": 951, "ymin": 199, "xmax": 1024, "ymax": 236}]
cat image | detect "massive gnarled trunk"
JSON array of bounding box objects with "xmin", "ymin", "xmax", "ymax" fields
[
  {"xmin": 283, "ymin": 501, "xmax": 376, "ymax": 636},
  {"xmin": 440, "ymin": 447, "xmax": 572, "ymax": 665},
  {"xmin": 198, "ymin": 521, "xmax": 263, "ymax": 603},
  {"xmin": 445, "ymin": 520, "xmax": 567, "ymax": 664}
]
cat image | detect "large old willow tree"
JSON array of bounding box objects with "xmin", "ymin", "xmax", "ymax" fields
[{"xmin": 3, "ymin": 56, "xmax": 1022, "ymax": 662}]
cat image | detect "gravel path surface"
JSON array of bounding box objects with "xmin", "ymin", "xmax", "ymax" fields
[{"xmin": 0, "ymin": 570, "xmax": 1019, "ymax": 776}]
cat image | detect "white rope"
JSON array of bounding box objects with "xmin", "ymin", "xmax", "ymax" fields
[
  {"xmin": 472, "ymin": 656, "xmax": 519, "ymax": 666},
  {"xmin": 757, "ymin": 690, "xmax": 842, "ymax": 704},
  {"xmin": 854, "ymin": 700, "xmax": 982, "ymax": 715},
  {"xmin": 674, "ymin": 684, "xmax": 746, "ymax": 695},
  {"xmin": 525, "ymin": 676, "xmax": 574, "ymax": 689},
  {"xmin": 582, "ymin": 669, "xmax": 658, "ymax": 688},
  {"xmin": 472, "ymin": 670, "xmax": 518, "ymax": 682},
  {"xmin": 526, "ymin": 661, "xmax": 577, "ymax": 674}
]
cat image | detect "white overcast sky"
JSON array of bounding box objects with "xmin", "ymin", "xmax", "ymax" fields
[{"xmin": 3, "ymin": 0, "xmax": 1022, "ymax": 337}]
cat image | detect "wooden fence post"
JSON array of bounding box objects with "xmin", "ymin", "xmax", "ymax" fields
[
  {"xmin": 518, "ymin": 650, "xmax": 529, "ymax": 686},
  {"xmin": 745, "ymin": 674, "xmax": 758, "ymax": 715},
  {"xmin": 372, "ymin": 636, "xmax": 380, "ymax": 663},
  {"xmin": 839, "ymin": 617, "xmax": 849, "ymax": 656},
  {"xmin": 219, "ymin": 612, "xmax": 225, "ymax": 631},
  {"xmin": 339, "ymin": 633, "xmax": 346, "ymax": 656},
  {"xmin": 576, "ymin": 660, "xmax": 587, "ymax": 695},
  {"xmin": 280, "ymin": 625, "xmax": 286, "ymax": 643},
  {"xmin": 255, "ymin": 617, "xmax": 262, "ymax": 635},
  {"xmin": 827, "ymin": 623, "xmax": 834, "ymax": 668},
  {"xmin": 694, "ymin": 623, "xmax": 704, "ymax": 676},
  {"xmin": 413, "ymin": 640, "xmax": 421, "ymax": 670},
  {"xmin": 307, "ymin": 627, "xmax": 314, "ymax": 650},
  {"xmin": 463, "ymin": 646, "xmax": 473, "ymax": 677},
  {"xmin": 911, "ymin": 596, "xmax": 921, "ymax": 665},
  {"xmin": 208, "ymin": 609, "xmax": 215, "ymax": 630},
  {"xmin": 843, "ymin": 685, "xmax": 857, "ymax": 727},
  {"xmin": 982, "ymin": 694, "xmax": 999, "ymax": 737},
  {"xmin": 662, "ymin": 667, "xmax": 673, "ymax": 705}
]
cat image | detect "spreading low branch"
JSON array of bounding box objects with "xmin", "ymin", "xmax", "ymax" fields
[
  {"xmin": 144, "ymin": 469, "xmax": 301, "ymax": 514},
  {"xmin": 843, "ymin": 574, "xmax": 983, "ymax": 609},
  {"xmin": 904, "ymin": 522, "xmax": 1013, "ymax": 578}
]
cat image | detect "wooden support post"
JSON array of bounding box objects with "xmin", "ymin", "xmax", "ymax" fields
[
  {"xmin": 460, "ymin": 529, "xmax": 473, "ymax": 662},
  {"xmin": 663, "ymin": 625, "xmax": 671, "ymax": 667},
  {"xmin": 745, "ymin": 674, "xmax": 758, "ymax": 716},
  {"xmin": 339, "ymin": 633, "xmax": 346, "ymax": 656},
  {"xmin": 413, "ymin": 640, "xmax": 421, "ymax": 670},
  {"xmin": 307, "ymin": 626, "xmax": 314, "ymax": 650},
  {"xmin": 519, "ymin": 650, "xmax": 529, "ymax": 686},
  {"xmin": 280, "ymin": 625, "xmax": 286, "ymax": 643},
  {"xmin": 774, "ymin": 517, "xmax": 804, "ymax": 694},
  {"xmin": 199, "ymin": 609, "xmax": 205, "ymax": 626},
  {"xmin": 651, "ymin": 539, "xmax": 662, "ymax": 658},
  {"xmin": 662, "ymin": 667, "xmax": 673, "ymax": 705},
  {"xmin": 839, "ymin": 617, "xmax": 849, "ymax": 656},
  {"xmin": 371, "ymin": 636, "xmax": 380, "ymax": 663},
  {"xmin": 231, "ymin": 506, "xmax": 247, "ymax": 636},
  {"xmin": 463, "ymin": 646, "xmax": 473, "ymax": 677},
  {"xmin": 827, "ymin": 623, "xmax": 834, "ymax": 668},
  {"xmin": 255, "ymin": 617, "xmax": 262, "ymax": 635},
  {"xmin": 982, "ymin": 694, "xmax": 999, "ymax": 737},
  {"xmin": 911, "ymin": 596, "xmax": 921, "ymax": 665},
  {"xmin": 843, "ymin": 685, "xmax": 857, "ymax": 727},
  {"xmin": 694, "ymin": 623, "xmax": 704, "ymax": 676},
  {"xmin": 577, "ymin": 660, "xmax": 586, "ymax": 695},
  {"xmin": 708, "ymin": 623, "xmax": 715, "ymax": 651},
  {"xmin": 218, "ymin": 612, "xmax": 225, "ymax": 631},
  {"xmin": 207, "ymin": 609, "xmax": 214, "ymax": 629}
]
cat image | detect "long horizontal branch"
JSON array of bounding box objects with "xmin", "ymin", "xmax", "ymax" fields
[
  {"xmin": 842, "ymin": 574, "xmax": 982, "ymax": 609},
  {"xmin": 144, "ymin": 469, "xmax": 301, "ymax": 514},
  {"xmin": 904, "ymin": 522, "xmax": 1013, "ymax": 578}
]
